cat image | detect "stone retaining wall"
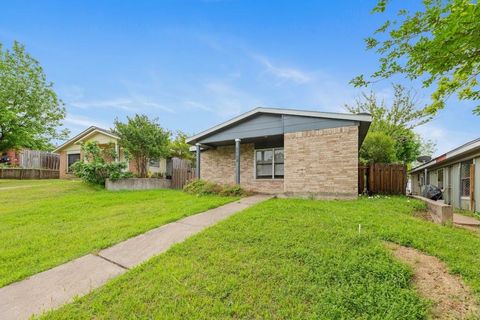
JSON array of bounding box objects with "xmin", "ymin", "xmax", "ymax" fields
[
  {"xmin": 411, "ymin": 195, "xmax": 453, "ymax": 224},
  {"xmin": 105, "ymin": 178, "xmax": 171, "ymax": 191}
]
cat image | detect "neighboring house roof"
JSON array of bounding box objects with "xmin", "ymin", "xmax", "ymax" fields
[
  {"xmin": 410, "ymin": 137, "xmax": 480, "ymax": 173},
  {"xmin": 186, "ymin": 107, "xmax": 372, "ymax": 146},
  {"xmin": 53, "ymin": 126, "xmax": 119, "ymax": 153}
]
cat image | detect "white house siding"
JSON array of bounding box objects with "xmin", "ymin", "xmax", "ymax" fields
[
  {"xmin": 474, "ymin": 157, "xmax": 480, "ymax": 212},
  {"xmin": 450, "ymin": 163, "xmax": 461, "ymax": 209}
]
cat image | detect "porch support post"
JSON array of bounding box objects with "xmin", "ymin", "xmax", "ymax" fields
[
  {"xmin": 195, "ymin": 143, "xmax": 201, "ymax": 179},
  {"xmin": 235, "ymin": 138, "xmax": 241, "ymax": 184},
  {"xmin": 424, "ymin": 168, "xmax": 428, "ymax": 187}
]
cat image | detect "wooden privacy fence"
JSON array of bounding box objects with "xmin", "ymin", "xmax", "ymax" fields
[
  {"xmin": 359, "ymin": 163, "xmax": 407, "ymax": 195},
  {"xmin": 0, "ymin": 168, "xmax": 59, "ymax": 179},
  {"xmin": 170, "ymin": 158, "xmax": 195, "ymax": 189},
  {"xmin": 19, "ymin": 150, "xmax": 60, "ymax": 170}
]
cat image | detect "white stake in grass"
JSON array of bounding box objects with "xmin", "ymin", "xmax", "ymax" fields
[{"xmin": 358, "ymin": 224, "xmax": 362, "ymax": 234}]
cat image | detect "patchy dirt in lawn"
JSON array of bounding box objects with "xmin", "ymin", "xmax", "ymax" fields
[
  {"xmin": 386, "ymin": 242, "xmax": 479, "ymax": 320},
  {"xmin": 413, "ymin": 210, "xmax": 434, "ymax": 222}
]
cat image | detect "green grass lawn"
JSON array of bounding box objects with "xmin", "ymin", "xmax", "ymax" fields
[
  {"xmin": 0, "ymin": 179, "xmax": 237, "ymax": 287},
  {"xmin": 41, "ymin": 196, "xmax": 480, "ymax": 319}
]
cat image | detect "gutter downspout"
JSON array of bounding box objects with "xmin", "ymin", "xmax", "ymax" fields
[{"xmin": 195, "ymin": 143, "xmax": 201, "ymax": 179}]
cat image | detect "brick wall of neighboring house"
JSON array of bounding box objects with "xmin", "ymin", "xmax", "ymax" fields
[
  {"xmin": 59, "ymin": 150, "xmax": 81, "ymax": 179},
  {"xmin": 201, "ymin": 143, "xmax": 284, "ymax": 194},
  {"xmin": 284, "ymin": 125, "xmax": 358, "ymax": 199},
  {"xmin": 59, "ymin": 151, "xmax": 67, "ymax": 178}
]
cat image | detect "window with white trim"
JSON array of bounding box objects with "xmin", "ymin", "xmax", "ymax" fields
[
  {"xmin": 460, "ymin": 160, "xmax": 472, "ymax": 197},
  {"xmin": 255, "ymin": 148, "xmax": 284, "ymax": 179}
]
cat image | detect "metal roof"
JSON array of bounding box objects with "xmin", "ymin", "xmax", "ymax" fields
[
  {"xmin": 186, "ymin": 107, "xmax": 372, "ymax": 144},
  {"xmin": 410, "ymin": 137, "xmax": 480, "ymax": 173}
]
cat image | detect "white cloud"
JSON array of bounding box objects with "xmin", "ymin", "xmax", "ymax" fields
[
  {"xmin": 414, "ymin": 123, "xmax": 478, "ymax": 156},
  {"xmin": 68, "ymin": 97, "xmax": 175, "ymax": 113},
  {"xmin": 203, "ymin": 81, "xmax": 263, "ymax": 117},
  {"xmin": 252, "ymin": 55, "xmax": 311, "ymax": 84},
  {"xmin": 64, "ymin": 114, "xmax": 110, "ymax": 129}
]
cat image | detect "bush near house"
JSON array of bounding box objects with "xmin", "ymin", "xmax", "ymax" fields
[
  {"xmin": 72, "ymin": 141, "xmax": 131, "ymax": 185},
  {"xmin": 183, "ymin": 179, "xmax": 248, "ymax": 197}
]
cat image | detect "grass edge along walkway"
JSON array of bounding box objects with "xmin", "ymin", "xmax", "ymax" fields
[{"xmin": 0, "ymin": 195, "xmax": 272, "ymax": 320}]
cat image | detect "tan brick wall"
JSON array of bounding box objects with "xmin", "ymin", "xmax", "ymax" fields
[
  {"xmin": 201, "ymin": 143, "xmax": 284, "ymax": 194},
  {"xmin": 59, "ymin": 151, "xmax": 67, "ymax": 179},
  {"xmin": 200, "ymin": 125, "xmax": 359, "ymax": 198},
  {"xmin": 284, "ymin": 125, "xmax": 358, "ymax": 199},
  {"xmin": 59, "ymin": 151, "xmax": 78, "ymax": 179}
]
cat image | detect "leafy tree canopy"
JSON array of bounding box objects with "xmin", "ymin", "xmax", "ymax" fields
[
  {"xmin": 113, "ymin": 114, "xmax": 171, "ymax": 178},
  {"xmin": 170, "ymin": 131, "xmax": 195, "ymax": 163},
  {"xmin": 360, "ymin": 131, "xmax": 397, "ymax": 164},
  {"xmin": 351, "ymin": 0, "xmax": 480, "ymax": 115},
  {"xmin": 346, "ymin": 84, "xmax": 435, "ymax": 165},
  {"xmin": 0, "ymin": 41, "xmax": 68, "ymax": 152}
]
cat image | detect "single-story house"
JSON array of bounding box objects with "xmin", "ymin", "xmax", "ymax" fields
[
  {"xmin": 54, "ymin": 126, "xmax": 168, "ymax": 179},
  {"xmin": 410, "ymin": 137, "xmax": 480, "ymax": 212},
  {"xmin": 187, "ymin": 107, "xmax": 372, "ymax": 199}
]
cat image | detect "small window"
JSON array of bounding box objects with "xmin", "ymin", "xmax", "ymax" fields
[
  {"xmin": 460, "ymin": 160, "xmax": 472, "ymax": 197},
  {"xmin": 437, "ymin": 169, "xmax": 444, "ymax": 189},
  {"xmin": 255, "ymin": 148, "xmax": 284, "ymax": 179},
  {"xmin": 67, "ymin": 153, "xmax": 80, "ymax": 172},
  {"xmin": 149, "ymin": 158, "xmax": 160, "ymax": 168}
]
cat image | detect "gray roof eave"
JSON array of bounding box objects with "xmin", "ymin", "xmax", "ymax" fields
[{"xmin": 186, "ymin": 107, "xmax": 372, "ymax": 145}]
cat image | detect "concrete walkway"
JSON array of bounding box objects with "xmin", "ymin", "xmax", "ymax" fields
[
  {"xmin": 0, "ymin": 194, "xmax": 271, "ymax": 320},
  {"xmin": 454, "ymin": 214, "xmax": 480, "ymax": 227}
]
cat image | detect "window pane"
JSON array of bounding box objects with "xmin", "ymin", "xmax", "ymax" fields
[
  {"xmin": 256, "ymin": 150, "xmax": 273, "ymax": 164},
  {"xmin": 68, "ymin": 154, "xmax": 80, "ymax": 170},
  {"xmin": 256, "ymin": 164, "xmax": 272, "ymax": 178},
  {"xmin": 461, "ymin": 179, "xmax": 470, "ymax": 197},
  {"xmin": 274, "ymin": 163, "xmax": 284, "ymax": 177},
  {"xmin": 149, "ymin": 159, "xmax": 160, "ymax": 167},
  {"xmin": 274, "ymin": 149, "xmax": 284, "ymax": 163},
  {"xmin": 461, "ymin": 161, "xmax": 472, "ymax": 178}
]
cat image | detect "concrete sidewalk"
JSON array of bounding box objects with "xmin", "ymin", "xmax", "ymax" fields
[
  {"xmin": 0, "ymin": 194, "xmax": 271, "ymax": 320},
  {"xmin": 454, "ymin": 214, "xmax": 480, "ymax": 227}
]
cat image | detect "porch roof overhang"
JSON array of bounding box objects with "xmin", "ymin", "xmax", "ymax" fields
[
  {"xmin": 187, "ymin": 107, "xmax": 372, "ymax": 147},
  {"xmin": 410, "ymin": 137, "xmax": 480, "ymax": 174}
]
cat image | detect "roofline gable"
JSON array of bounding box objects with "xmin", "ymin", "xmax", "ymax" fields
[
  {"xmin": 186, "ymin": 107, "xmax": 372, "ymax": 144},
  {"xmin": 53, "ymin": 126, "xmax": 119, "ymax": 152}
]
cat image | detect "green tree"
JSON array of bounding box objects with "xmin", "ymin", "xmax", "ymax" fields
[
  {"xmin": 113, "ymin": 114, "xmax": 171, "ymax": 178},
  {"xmin": 351, "ymin": 0, "xmax": 480, "ymax": 115},
  {"xmin": 360, "ymin": 132, "xmax": 397, "ymax": 164},
  {"xmin": 346, "ymin": 84, "xmax": 435, "ymax": 165},
  {"xmin": 170, "ymin": 131, "xmax": 194, "ymax": 163},
  {"xmin": 0, "ymin": 41, "xmax": 68, "ymax": 152}
]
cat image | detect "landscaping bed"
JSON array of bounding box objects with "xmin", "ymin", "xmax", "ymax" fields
[
  {"xmin": 0, "ymin": 180, "xmax": 237, "ymax": 287},
  {"xmin": 41, "ymin": 196, "xmax": 480, "ymax": 319}
]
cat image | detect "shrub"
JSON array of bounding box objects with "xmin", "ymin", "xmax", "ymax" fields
[
  {"xmin": 219, "ymin": 184, "xmax": 247, "ymax": 197},
  {"xmin": 72, "ymin": 142, "xmax": 131, "ymax": 186},
  {"xmin": 183, "ymin": 179, "xmax": 247, "ymax": 197}
]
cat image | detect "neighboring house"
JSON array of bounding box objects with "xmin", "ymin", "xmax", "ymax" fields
[
  {"xmin": 53, "ymin": 126, "xmax": 167, "ymax": 179},
  {"xmin": 410, "ymin": 137, "xmax": 480, "ymax": 212},
  {"xmin": 187, "ymin": 107, "xmax": 372, "ymax": 199}
]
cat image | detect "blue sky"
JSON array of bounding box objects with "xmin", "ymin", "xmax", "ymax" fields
[{"xmin": 1, "ymin": 0, "xmax": 478, "ymax": 155}]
